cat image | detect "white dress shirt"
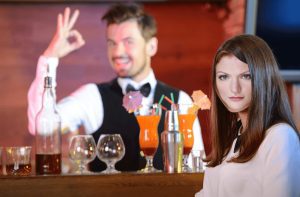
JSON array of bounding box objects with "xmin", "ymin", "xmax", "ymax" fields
[
  {"xmin": 195, "ymin": 123, "xmax": 300, "ymax": 197},
  {"xmin": 28, "ymin": 56, "xmax": 205, "ymax": 165}
]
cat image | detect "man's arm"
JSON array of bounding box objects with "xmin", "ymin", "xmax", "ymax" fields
[{"xmin": 27, "ymin": 7, "xmax": 85, "ymax": 135}]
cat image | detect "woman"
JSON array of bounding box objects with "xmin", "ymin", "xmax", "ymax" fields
[{"xmin": 196, "ymin": 35, "xmax": 300, "ymax": 197}]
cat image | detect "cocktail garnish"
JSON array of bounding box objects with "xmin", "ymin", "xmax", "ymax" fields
[
  {"xmin": 123, "ymin": 91, "xmax": 143, "ymax": 113},
  {"xmin": 191, "ymin": 90, "xmax": 211, "ymax": 110}
]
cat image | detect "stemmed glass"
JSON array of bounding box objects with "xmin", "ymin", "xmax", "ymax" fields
[
  {"xmin": 97, "ymin": 134, "xmax": 125, "ymax": 173},
  {"xmin": 135, "ymin": 104, "xmax": 161, "ymax": 173},
  {"xmin": 178, "ymin": 103, "xmax": 197, "ymax": 172},
  {"xmin": 69, "ymin": 135, "xmax": 96, "ymax": 174}
]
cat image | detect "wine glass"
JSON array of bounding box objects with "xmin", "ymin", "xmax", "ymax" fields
[
  {"xmin": 135, "ymin": 104, "xmax": 161, "ymax": 173},
  {"xmin": 69, "ymin": 135, "xmax": 96, "ymax": 174},
  {"xmin": 96, "ymin": 134, "xmax": 125, "ymax": 173},
  {"xmin": 178, "ymin": 103, "xmax": 197, "ymax": 172}
]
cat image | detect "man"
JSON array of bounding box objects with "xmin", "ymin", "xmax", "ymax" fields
[{"xmin": 28, "ymin": 3, "xmax": 204, "ymax": 172}]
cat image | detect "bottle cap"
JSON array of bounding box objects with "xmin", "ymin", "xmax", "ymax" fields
[{"xmin": 44, "ymin": 76, "xmax": 52, "ymax": 88}]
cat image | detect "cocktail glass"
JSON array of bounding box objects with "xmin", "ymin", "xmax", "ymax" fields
[
  {"xmin": 178, "ymin": 104, "xmax": 197, "ymax": 172},
  {"xmin": 135, "ymin": 104, "xmax": 161, "ymax": 173}
]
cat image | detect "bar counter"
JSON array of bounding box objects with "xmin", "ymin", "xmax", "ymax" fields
[{"xmin": 0, "ymin": 172, "xmax": 203, "ymax": 197}]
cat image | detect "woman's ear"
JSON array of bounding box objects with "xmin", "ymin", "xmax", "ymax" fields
[{"xmin": 146, "ymin": 37, "xmax": 158, "ymax": 57}]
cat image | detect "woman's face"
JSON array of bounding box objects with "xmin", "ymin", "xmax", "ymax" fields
[{"xmin": 215, "ymin": 55, "xmax": 252, "ymax": 113}]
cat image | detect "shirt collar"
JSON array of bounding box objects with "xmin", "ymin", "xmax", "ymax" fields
[{"xmin": 117, "ymin": 69, "xmax": 157, "ymax": 95}]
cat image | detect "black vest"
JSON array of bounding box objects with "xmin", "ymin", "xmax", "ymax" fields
[{"xmin": 89, "ymin": 78, "xmax": 179, "ymax": 172}]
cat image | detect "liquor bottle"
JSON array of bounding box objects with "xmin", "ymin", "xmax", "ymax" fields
[
  {"xmin": 161, "ymin": 106, "xmax": 184, "ymax": 173},
  {"xmin": 35, "ymin": 76, "xmax": 61, "ymax": 175}
]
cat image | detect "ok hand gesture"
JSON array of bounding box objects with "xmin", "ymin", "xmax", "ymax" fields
[{"xmin": 43, "ymin": 7, "xmax": 85, "ymax": 58}]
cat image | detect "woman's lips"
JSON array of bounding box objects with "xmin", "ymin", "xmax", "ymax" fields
[{"xmin": 229, "ymin": 96, "xmax": 243, "ymax": 101}]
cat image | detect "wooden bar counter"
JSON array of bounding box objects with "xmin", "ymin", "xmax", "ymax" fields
[{"xmin": 0, "ymin": 172, "xmax": 203, "ymax": 197}]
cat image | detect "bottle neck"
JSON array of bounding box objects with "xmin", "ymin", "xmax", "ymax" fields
[{"xmin": 42, "ymin": 86, "xmax": 56, "ymax": 109}]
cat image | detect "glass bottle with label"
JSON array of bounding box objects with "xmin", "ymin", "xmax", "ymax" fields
[{"xmin": 35, "ymin": 76, "xmax": 61, "ymax": 175}]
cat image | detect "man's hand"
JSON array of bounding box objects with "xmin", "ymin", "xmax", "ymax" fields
[{"xmin": 43, "ymin": 7, "xmax": 85, "ymax": 58}]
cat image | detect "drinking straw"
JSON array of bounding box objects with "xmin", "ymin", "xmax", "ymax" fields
[
  {"xmin": 160, "ymin": 105, "xmax": 167, "ymax": 111},
  {"xmin": 158, "ymin": 94, "xmax": 165, "ymax": 105},
  {"xmin": 170, "ymin": 92, "xmax": 175, "ymax": 103},
  {"xmin": 164, "ymin": 95, "xmax": 173, "ymax": 105},
  {"xmin": 157, "ymin": 95, "xmax": 166, "ymax": 113},
  {"xmin": 155, "ymin": 103, "xmax": 167, "ymax": 113}
]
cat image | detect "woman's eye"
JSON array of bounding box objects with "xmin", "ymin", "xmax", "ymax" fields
[
  {"xmin": 218, "ymin": 75, "xmax": 228, "ymax": 80},
  {"xmin": 242, "ymin": 74, "xmax": 251, "ymax": 80}
]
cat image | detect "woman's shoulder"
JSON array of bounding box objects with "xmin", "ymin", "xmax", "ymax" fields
[
  {"xmin": 266, "ymin": 123, "xmax": 298, "ymax": 138},
  {"xmin": 263, "ymin": 123, "xmax": 300, "ymax": 150}
]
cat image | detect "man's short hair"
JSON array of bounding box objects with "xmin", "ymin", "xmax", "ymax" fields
[{"xmin": 102, "ymin": 3, "xmax": 157, "ymax": 41}]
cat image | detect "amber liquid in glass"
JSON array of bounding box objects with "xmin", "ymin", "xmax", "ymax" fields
[
  {"xmin": 35, "ymin": 153, "xmax": 61, "ymax": 175},
  {"xmin": 6, "ymin": 164, "xmax": 32, "ymax": 176},
  {"xmin": 178, "ymin": 114, "xmax": 196, "ymax": 155},
  {"xmin": 137, "ymin": 115, "xmax": 160, "ymax": 156}
]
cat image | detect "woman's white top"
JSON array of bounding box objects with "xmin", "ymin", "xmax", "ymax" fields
[{"xmin": 196, "ymin": 123, "xmax": 300, "ymax": 197}]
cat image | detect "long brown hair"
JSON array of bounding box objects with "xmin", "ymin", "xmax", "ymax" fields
[{"xmin": 207, "ymin": 34, "xmax": 299, "ymax": 167}]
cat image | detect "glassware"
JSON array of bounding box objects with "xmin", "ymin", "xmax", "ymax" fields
[
  {"xmin": 35, "ymin": 76, "xmax": 62, "ymax": 175},
  {"xmin": 69, "ymin": 135, "xmax": 96, "ymax": 174},
  {"xmin": 135, "ymin": 104, "xmax": 161, "ymax": 173},
  {"xmin": 5, "ymin": 146, "xmax": 32, "ymax": 176},
  {"xmin": 178, "ymin": 104, "xmax": 197, "ymax": 172},
  {"xmin": 191, "ymin": 150, "xmax": 204, "ymax": 172},
  {"xmin": 96, "ymin": 134, "xmax": 125, "ymax": 173}
]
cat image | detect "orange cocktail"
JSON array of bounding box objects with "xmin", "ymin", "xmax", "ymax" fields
[
  {"xmin": 178, "ymin": 103, "xmax": 197, "ymax": 172},
  {"xmin": 135, "ymin": 104, "xmax": 161, "ymax": 172},
  {"xmin": 136, "ymin": 115, "xmax": 160, "ymax": 156},
  {"xmin": 178, "ymin": 113, "xmax": 196, "ymax": 155}
]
